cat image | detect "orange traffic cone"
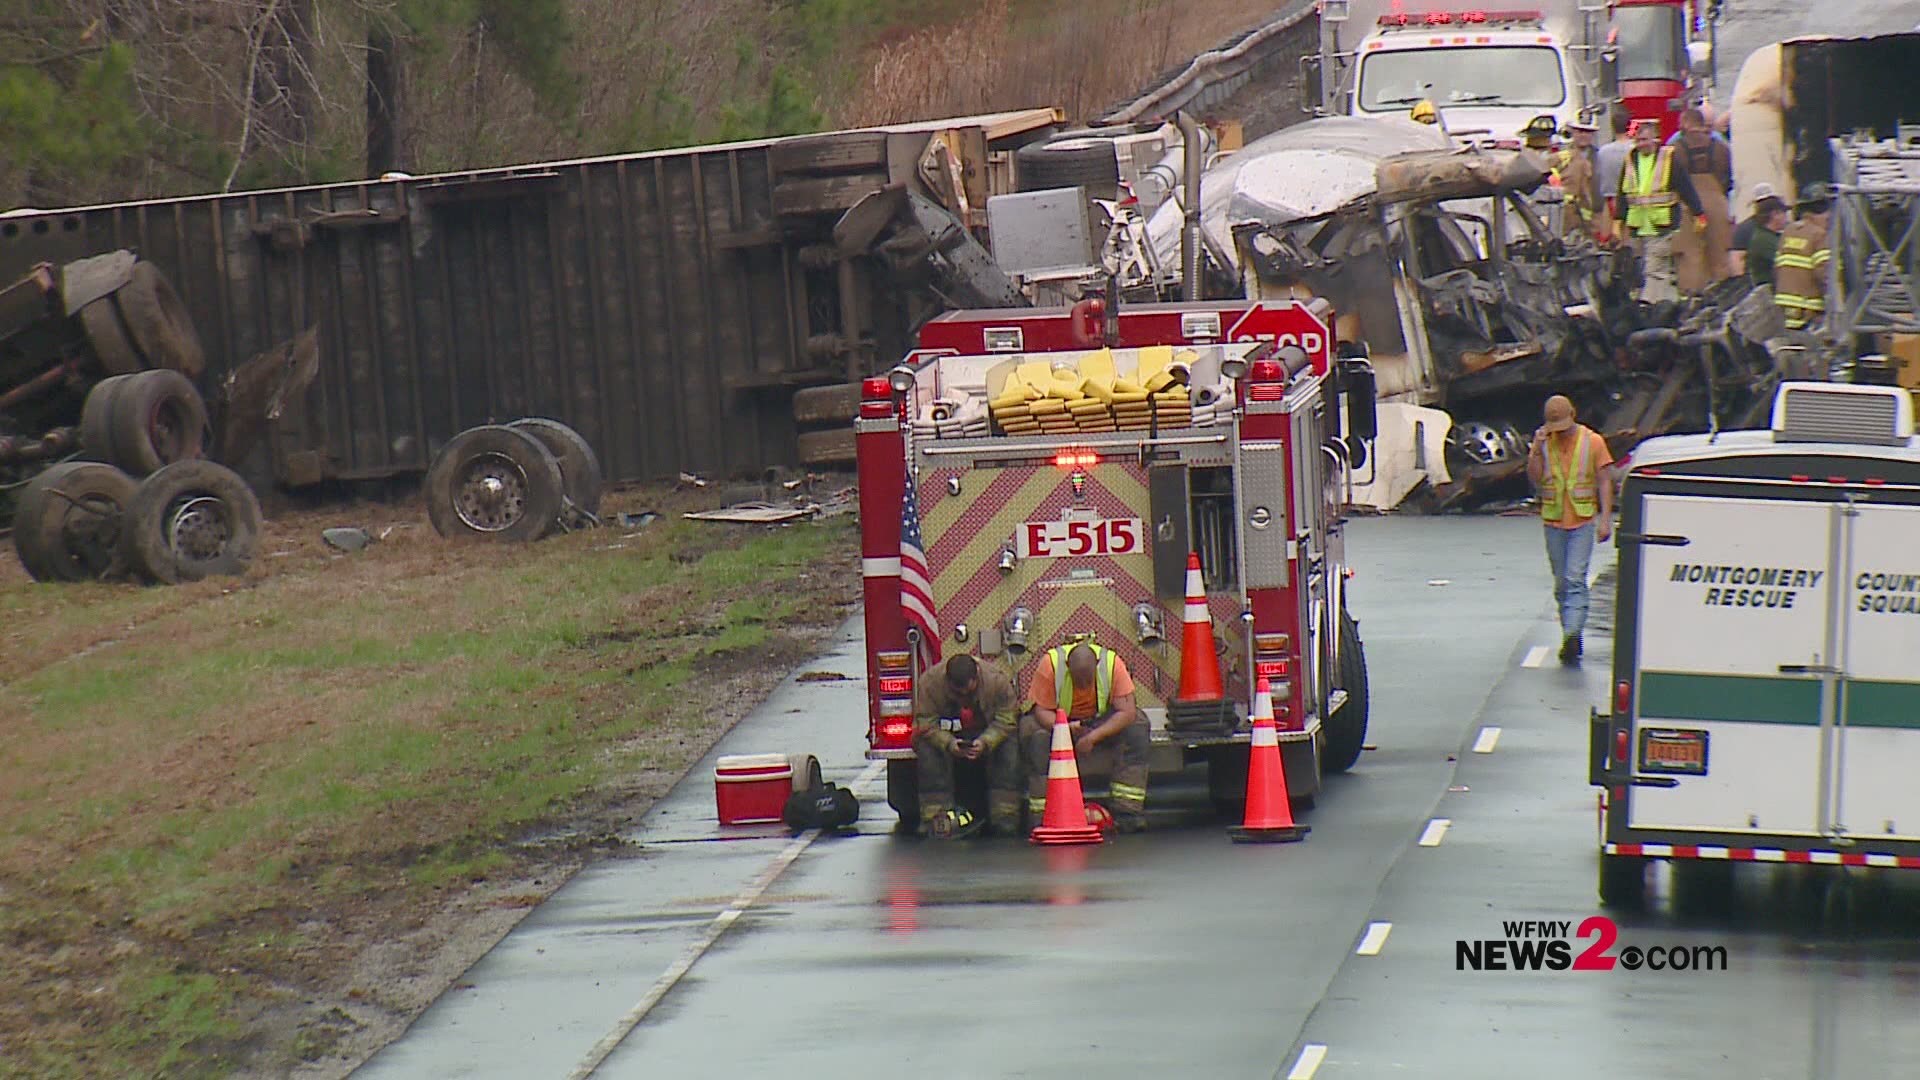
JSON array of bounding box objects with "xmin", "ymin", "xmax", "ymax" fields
[
  {"xmin": 1029, "ymin": 709, "xmax": 1106, "ymax": 846},
  {"xmin": 1175, "ymin": 552, "xmax": 1225, "ymax": 702},
  {"xmin": 1168, "ymin": 551, "xmax": 1234, "ymax": 735},
  {"xmin": 1230, "ymin": 676, "xmax": 1310, "ymax": 844}
]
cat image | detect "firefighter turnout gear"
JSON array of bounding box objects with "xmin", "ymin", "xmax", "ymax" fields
[
  {"xmin": 1551, "ymin": 146, "xmax": 1600, "ymax": 238},
  {"xmin": 1773, "ymin": 218, "xmax": 1832, "ymax": 331},
  {"xmin": 1023, "ymin": 644, "xmax": 1149, "ymax": 828},
  {"xmin": 912, "ymin": 654, "xmax": 1024, "ymax": 836}
]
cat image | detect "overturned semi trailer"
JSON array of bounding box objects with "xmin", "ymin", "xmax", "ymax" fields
[{"xmin": 0, "ymin": 111, "xmax": 1060, "ymax": 493}]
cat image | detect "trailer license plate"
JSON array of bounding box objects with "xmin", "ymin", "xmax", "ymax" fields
[
  {"xmin": 1639, "ymin": 728, "xmax": 1709, "ymax": 776},
  {"xmin": 1018, "ymin": 517, "xmax": 1144, "ymax": 559}
]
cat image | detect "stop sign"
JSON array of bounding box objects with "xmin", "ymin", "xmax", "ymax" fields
[{"xmin": 1226, "ymin": 303, "xmax": 1333, "ymax": 376}]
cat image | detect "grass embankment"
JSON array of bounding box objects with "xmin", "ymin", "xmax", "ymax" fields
[{"xmin": 0, "ymin": 495, "xmax": 858, "ymax": 1078}]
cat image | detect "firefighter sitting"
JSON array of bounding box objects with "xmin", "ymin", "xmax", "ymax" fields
[
  {"xmin": 1020, "ymin": 640, "xmax": 1150, "ymax": 833},
  {"xmin": 912, "ymin": 653, "xmax": 1024, "ymax": 840}
]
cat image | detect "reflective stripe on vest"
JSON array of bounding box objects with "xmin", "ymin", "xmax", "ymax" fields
[
  {"xmin": 1051, "ymin": 644, "xmax": 1116, "ymax": 718},
  {"xmin": 1540, "ymin": 429, "xmax": 1598, "ymax": 522},
  {"xmin": 1622, "ymin": 148, "xmax": 1677, "ymax": 235}
]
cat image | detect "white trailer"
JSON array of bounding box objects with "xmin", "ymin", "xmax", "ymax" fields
[{"xmin": 1592, "ymin": 381, "xmax": 1920, "ymax": 906}]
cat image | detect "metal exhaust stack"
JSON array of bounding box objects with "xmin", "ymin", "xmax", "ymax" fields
[{"xmin": 1176, "ymin": 110, "xmax": 1204, "ymax": 300}]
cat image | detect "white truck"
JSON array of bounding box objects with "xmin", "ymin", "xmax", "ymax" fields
[
  {"xmin": 1592, "ymin": 380, "xmax": 1920, "ymax": 906},
  {"xmin": 1308, "ymin": 1, "xmax": 1617, "ymax": 142}
]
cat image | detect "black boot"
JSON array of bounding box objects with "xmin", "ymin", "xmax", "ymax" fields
[{"xmin": 1559, "ymin": 633, "xmax": 1582, "ymax": 665}]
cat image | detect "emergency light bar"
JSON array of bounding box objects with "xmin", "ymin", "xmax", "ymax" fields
[
  {"xmin": 1378, "ymin": 8, "xmax": 1542, "ymax": 25},
  {"xmin": 1054, "ymin": 451, "xmax": 1101, "ymax": 468}
]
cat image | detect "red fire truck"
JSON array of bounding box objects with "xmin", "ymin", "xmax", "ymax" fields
[
  {"xmin": 1607, "ymin": 0, "xmax": 1711, "ymax": 140},
  {"xmin": 853, "ymin": 299, "xmax": 1380, "ymax": 831}
]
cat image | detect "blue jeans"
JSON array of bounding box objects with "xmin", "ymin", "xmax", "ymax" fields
[{"xmin": 1544, "ymin": 521, "xmax": 1596, "ymax": 638}]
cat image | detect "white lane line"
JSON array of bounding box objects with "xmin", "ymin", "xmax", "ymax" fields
[
  {"xmin": 1287, "ymin": 1044, "xmax": 1329, "ymax": 1079},
  {"xmin": 1419, "ymin": 818, "xmax": 1451, "ymax": 847},
  {"xmin": 1521, "ymin": 645, "xmax": 1551, "ymax": 668},
  {"xmin": 1472, "ymin": 726, "xmax": 1502, "ymax": 754},
  {"xmin": 568, "ymin": 759, "xmax": 886, "ymax": 1079},
  {"xmin": 1355, "ymin": 921, "xmax": 1393, "ymax": 956}
]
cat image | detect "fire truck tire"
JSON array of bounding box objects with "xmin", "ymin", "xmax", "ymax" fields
[
  {"xmin": 1324, "ymin": 609, "xmax": 1371, "ymax": 774},
  {"xmin": 108, "ymin": 369, "xmax": 208, "ymax": 477},
  {"xmin": 424, "ymin": 425, "xmax": 566, "ymax": 543},
  {"xmin": 12, "ymin": 461, "xmax": 138, "ymax": 582},
  {"xmin": 1598, "ymin": 852, "xmax": 1647, "ymax": 909},
  {"xmin": 508, "ymin": 418, "xmax": 604, "ymax": 520},
  {"xmin": 112, "ymin": 262, "xmax": 206, "ymax": 378},
  {"xmin": 886, "ymin": 759, "xmax": 920, "ymax": 833},
  {"xmin": 79, "ymin": 374, "xmax": 135, "ymax": 464},
  {"xmin": 121, "ymin": 460, "xmax": 262, "ymax": 584},
  {"xmin": 78, "ymin": 298, "xmax": 146, "ymax": 375},
  {"xmin": 1015, "ymin": 139, "xmax": 1120, "ymax": 197}
]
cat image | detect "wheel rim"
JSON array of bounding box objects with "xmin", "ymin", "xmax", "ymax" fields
[
  {"xmin": 146, "ymin": 395, "xmax": 196, "ymax": 463},
  {"xmin": 453, "ymin": 453, "xmax": 530, "ymax": 532},
  {"xmin": 166, "ymin": 495, "xmax": 234, "ymax": 563},
  {"xmin": 60, "ymin": 494, "xmax": 124, "ymax": 576}
]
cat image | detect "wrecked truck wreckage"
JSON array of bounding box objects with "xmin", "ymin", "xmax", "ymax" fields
[{"xmin": 1116, "ymin": 118, "xmax": 1781, "ymax": 511}]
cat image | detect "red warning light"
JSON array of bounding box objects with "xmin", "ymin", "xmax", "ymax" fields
[{"xmin": 1054, "ymin": 451, "xmax": 1101, "ymax": 468}]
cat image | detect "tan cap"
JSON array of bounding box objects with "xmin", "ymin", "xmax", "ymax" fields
[{"xmin": 1543, "ymin": 394, "xmax": 1576, "ymax": 433}]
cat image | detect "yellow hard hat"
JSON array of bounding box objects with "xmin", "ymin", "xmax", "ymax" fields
[{"xmin": 1410, "ymin": 99, "xmax": 1438, "ymax": 124}]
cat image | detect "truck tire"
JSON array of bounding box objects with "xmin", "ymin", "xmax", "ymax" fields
[
  {"xmin": 424, "ymin": 424, "xmax": 565, "ymax": 543},
  {"xmin": 887, "ymin": 758, "xmax": 921, "ymax": 833},
  {"xmin": 1324, "ymin": 609, "xmax": 1371, "ymax": 774},
  {"xmin": 112, "ymin": 262, "xmax": 205, "ymax": 377},
  {"xmin": 797, "ymin": 426, "xmax": 857, "ymax": 467},
  {"xmin": 79, "ymin": 374, "xmax": 136, "ymax": 464},
  {"xmin": 791, "ymin": 383, "xmax": 863, "ymax": 425},
  {"xmin": 78, "ymin": 298, "xmax": 145, "ymax": 375},
  {"xmin": 508, "ymin": 417, "xmax": 604, "ymax": 520},
  {"xmin": 108, "ymin": 369, "xmax": 208, "ymax": 477},
  {"xmin": 1017, "ymin": 139, "xmax": 1121, "ymax": 197},
  {"xmin": 12, "ymin": 461, "xmax": 138, "ymax": 582},
  {"xmin": 1598, "ymin": 852, "xmax": 1647, "ymax": 909},
  {"xmin": 121, "ymin": 459, "xmax": 263, "ymax": 584}
]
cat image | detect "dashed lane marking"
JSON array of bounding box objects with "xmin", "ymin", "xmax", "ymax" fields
[
  {"xmin": 1521, "ymin": 645, "xmax": 1550, "ymax": 668},
  {"xmin": 568, "ymin": 759, "xmax": 887, "ymax": 1079},
  {"xmin": 1355, "ymin": 922, "xmax": 1392, "ymax": 956},
  {"xmin": 1472, "ymin": 726, "xmax": 1501, "ymax": 754},
  {"xmin": 1287, "ymin": 1044, "xmax": 1329, "ymax": 1079},
  {"xmin": 1419, "ymin": 818, "xmax": 1451, "ymax": 847}
]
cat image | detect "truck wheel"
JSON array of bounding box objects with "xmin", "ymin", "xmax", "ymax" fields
[
  {"xmin": 108, "ymin": 369, "xmax": 208, "ymax": 477},
  {"xmin": 1016, "ymin": 139, "xmax": 1121, "ymax": 198},
  {"xmin": 1324, "ymin": 609, "xmax": 1371, "ymax": 774},
  {"xmin": 78, "ymin": 298, "xmax": 145, "ymax": 375},
  {"xmin": 424, "ymin": 425, "xmax": 565, "ymax": 542},
  {"xmin": 112, "ymin": 262, "xmax": 205, "ymax": 377},
  {"xmin": 887, "ymin": 758, "xmax": 921, "ymax": 833},
  {"xmin": 1598, "ymin": 852, "xmax": 1647, "ymax": 909},
  {"xmin": 121, "ymin": 460, "xmax": 263, "ymax": 584},
  {"xmin": 508, "ymin": 418, "xmax": 604, "ymax": 520},
  {"xmin": 79, "ymin": 374, "xmax": 136, "ymax": 464},
  {"xmin": 12, "ymin": 462, "xmax": 138, "ymax": 582}
]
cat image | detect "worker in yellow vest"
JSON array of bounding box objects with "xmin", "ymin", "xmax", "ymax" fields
[
  {"xmin": 1526, "ymin": 395, "xmax": 1614, "ymax": 665},
  {"xmin": 1773, "ymin": 184, "xmax": 1834, "ymax": 338},
  {"xmin": 1021, "ymin": 640, "xmax": 1149, "ymax": 832},
  {"xmin": 1614, "ymin": 119, "xmax": 1705, "ymax": 303}
]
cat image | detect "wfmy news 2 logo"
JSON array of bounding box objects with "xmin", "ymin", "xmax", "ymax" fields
[{"xmin": 1456, "ymin": 917, "xmax": 1728, "ymax": 973}]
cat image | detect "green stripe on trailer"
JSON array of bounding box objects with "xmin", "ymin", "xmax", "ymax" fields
[{"xmin": 1638, "ymin": 672, "xmax": 1920, "ymax": 728}]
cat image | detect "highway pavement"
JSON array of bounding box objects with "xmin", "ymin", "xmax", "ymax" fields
[{"xmin": 354, "ymin": 514, "xmax": 1920, "ymax": 1079}]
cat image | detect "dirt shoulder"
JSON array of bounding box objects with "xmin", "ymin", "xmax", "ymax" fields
[{"xmin": 0, "ymin": 484, "xmax": 859, "ymax": 1079}]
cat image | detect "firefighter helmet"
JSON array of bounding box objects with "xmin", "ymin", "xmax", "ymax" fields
[{"xmin": 1410, "ymin": 99, "xmax": 1438, "ymax": 125}]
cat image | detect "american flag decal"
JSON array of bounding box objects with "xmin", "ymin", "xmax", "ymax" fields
[{"xmin": 900, "ymin": 468, "xmax": 941, "ymax": 668}]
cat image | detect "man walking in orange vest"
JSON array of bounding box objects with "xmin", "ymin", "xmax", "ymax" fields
[{"xmin": 1526, "ymin": 395, "xmax": 1614, "ymax": 665}]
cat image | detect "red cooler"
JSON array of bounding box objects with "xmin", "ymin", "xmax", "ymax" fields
[{"xmin": 715, "ymin": 753, "xmax": 795, "ymax": 825}]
